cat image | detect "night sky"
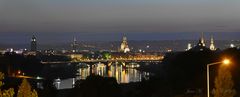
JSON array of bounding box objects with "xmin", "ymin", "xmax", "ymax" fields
[{"xmin": 0, "ymin": 0, "xmax": 240, "ymax": 43}]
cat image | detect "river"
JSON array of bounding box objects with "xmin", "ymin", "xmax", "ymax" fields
[{"xmin": 53, "ymin": 62, "xmax": 150, "ymax": 89}]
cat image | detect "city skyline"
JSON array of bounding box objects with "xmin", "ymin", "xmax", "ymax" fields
[
  {"xmin": 1, "ymin": 1, "xmax": 240, "ymax": 97},
  {"xmin": 0, "ymin": 32, "xmax": 239, "ymax": 44}
]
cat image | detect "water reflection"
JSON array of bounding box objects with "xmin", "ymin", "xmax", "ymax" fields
[
  {"xmin": 76, "ymin": 62, "xmax": 149, "ymax": 83},
  {"xmin": 54, "ymin": 62, "xmax": 150, "ymax": 89},
  {"xmin": 77, "ymin": 67, "xmax": 90, "ymax": 80}
]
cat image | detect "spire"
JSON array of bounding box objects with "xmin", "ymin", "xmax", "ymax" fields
[
  {"xmin": 186, "ymin": 43, "xmax": 192, "ymax": 51},
  {"xmin": 210, "ymin": 35, "xmax": 214, "ymax": 44},
  {"xmin": 31, "ymin": 33, "xmax": 37, "ymax": 51},
  {"xmin": 201, "ymin": 32, "xmax": 205, "ymax": 46},
  {"xmin": 31, "ymin": 35, "xmax": 36, "ymax": 42},
  {"xmin": 73, "ymin": 36, "xmax": 77, "ymax": 42},
  {"xmin": 120, "ymin": 34, "xmax": 130, "ymax": 53},
  {"xmin": 71, "ymin": 35, "xmax": 78, "ymax": 53},
  {"xmin": 73, "ymin": 36, "xmax": 77, "ymax": 45},
  {"xmin": 210, "ymin": 35, "xmax": 216, "ymax": 51},
  {"xmin": 123, "ymin": 34, "xmax": 127, "ymax": 42}
]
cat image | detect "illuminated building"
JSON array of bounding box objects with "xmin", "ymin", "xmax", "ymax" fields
[
  {"xmin": 31, "ymin": 35, "xmax": 37, "ymax": 51},
  {"xmin": 68, "ymin": 54, "xmax": 83, "ymax": 61},
  {"xmin": 186, "ymin": 43, "xmax": 192, "ymax": 51},
  {"xmin": 120, "ymin": 34, "xmax": 130, "ymax": 53},
  {"xmin": 200, "ymin": 32, "xmax": 206, "ymax": 46},
  {"xmin": 209, "ymin": 35, "xmax": 216, "ymax": 51},
  {"xmin": 189, "ymin": 32, "xmax": 210, "ymax": 52},
  {"xmin": 71, "ymin": 36, "xmax": 78, "ymax": 53}
]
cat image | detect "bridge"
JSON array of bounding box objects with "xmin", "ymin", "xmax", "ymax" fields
[
  {"xmin": 41, "ymin": 58, "xmax": 163, "ymax": 77},
  {"xmin": 41, "ymin": 58, "xmax": 162, "ymax": 64}
]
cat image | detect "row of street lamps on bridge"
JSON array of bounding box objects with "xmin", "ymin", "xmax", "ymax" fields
[{"xmin": 207, "ymin": 59, "xmax": 230, "ymax": 97}]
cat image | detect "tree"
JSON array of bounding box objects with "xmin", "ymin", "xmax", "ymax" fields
[
  {"xmin": 17, "ymin": 79, "xmax": 38, "ymax": 97},
  {"xmin": 213, "ymin": 65, "xmax": 236, "ymax": 97},
  {"xmin": 0, "ymin": 72, "xmax": 15, "ymax": 97}
]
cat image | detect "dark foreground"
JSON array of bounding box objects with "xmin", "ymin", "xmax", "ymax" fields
[{"xmin": 1, "ymin": 47, "xmax": 240, "ymax": 97}]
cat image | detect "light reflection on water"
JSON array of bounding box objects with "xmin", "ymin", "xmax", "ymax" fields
[
  {"xmin": 54, "ymin": 62, "xmax": 150, "ymax": 89},
  {"xmin": 77, "ymin": 62, "xmax": 149, "ymax": 83}
]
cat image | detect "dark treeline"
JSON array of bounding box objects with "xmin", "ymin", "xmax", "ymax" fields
[
  {"xmin": 133, "ymin": 48, "xmax": 240, "ymax": 97},
  {"xmin": 0, "ymin": 52, "xmax": 43, "ymax": 76}
]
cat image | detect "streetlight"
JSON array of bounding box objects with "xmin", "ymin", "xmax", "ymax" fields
[{"xmin": 207, "ymin": 59, "xmax": 230, "ymax": 97}]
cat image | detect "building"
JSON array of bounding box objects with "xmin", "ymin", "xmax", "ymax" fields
[
  {"xmin": 209, "ymin": 35, "xmax": 216, "ymax": 51},
  {"xmin": 31, "ymin": 35, "xmax": 37, "ymax": 51},
  {"xmin": 120, "ymin": 35, "xmax": 130, "ymax": 53},
  {"xmin": 186, "ymin": 43, "xmax": 192, "ymax": 51},
  {"xmin": 189, "ymin": 33, "xmax": 210, "ymax": 52},
  {"xmin": 200, "ymin": 32, "xmax": 206, "ymax": 47},
  {"xmin": 71, "ymin": 36, "xmax": 78, "ymax": 53}
]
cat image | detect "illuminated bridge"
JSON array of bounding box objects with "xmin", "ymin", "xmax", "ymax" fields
[
  {"xmin": 40, "ymin": 53, "xmax": 164, "ymax": 68},
  {"xmin": 41, "ymin": 58, "xmax": 163, "ymax": 64},
  {"xmin": 41, "ymin": 57, "xmax": 164, "ymax": 83}
]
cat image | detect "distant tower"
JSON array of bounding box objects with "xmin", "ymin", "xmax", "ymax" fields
[
  {"xmin": 71, "ymin": 36, "xmax": 78, "ymax": 53},
  {"xmin": 31, "ymin": 35, "xmax": 37, "ymax": 51},
  {"xmin": 186, "ymin": 43, "xmax": 192, "ymax": 51},
  {"xmin": 209, "ymin": 35, "xmax": 216, "ymax": 51},
  {"xmin": 120, "ymin": 34, "xmax": 130, "ymax": 53},
  {"xmin": 200, "ymin": 32, "xmax": 206, "ymax": 46}
]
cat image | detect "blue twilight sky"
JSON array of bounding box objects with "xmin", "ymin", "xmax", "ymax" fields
[{"xmin": 0, "ymin": 0, "xmax": 240, "ymax": 43}]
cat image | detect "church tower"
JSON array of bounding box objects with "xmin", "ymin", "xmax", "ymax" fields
[
  {"xmin": 31, "ymin": 35, "xmax": 37, "ymax": 51},
  {"xmin": 200, "ymin": 32, "xmax": 206, "ymax": 46},
  {"xmin": 197, "ymin": 32, "xmax": 206, "ymax": 47},
  {"xmin": 120, "ymin": 34, "xmax": 130, "ymax": 53},
  {"xmin": 71, "ymin": 36, "xmax": 78, "ymax": 53},
  {"xmin": 209, "ymin": 35, "xmax": 216, "ymax": 51}
]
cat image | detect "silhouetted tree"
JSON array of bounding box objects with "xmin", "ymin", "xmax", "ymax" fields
[
  {"xmin": 0, "ymin": 72, "xmax": 14, "ymax": 97},
  {"xmin": 17, "ymin": 79, "xmax": 38, "ymax": 97},
  {"xmin": 213, "ymin": 65, "xmax": 236, "ymax": 97}
]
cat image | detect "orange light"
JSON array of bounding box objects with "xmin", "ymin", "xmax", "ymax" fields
[
  {"xmin": 222, "ymin": 59, "xmax": 230, "ymax": 65},
  {"xmin": 17, "ymin": 70, "xmax": 21, "ymax": 74}
]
